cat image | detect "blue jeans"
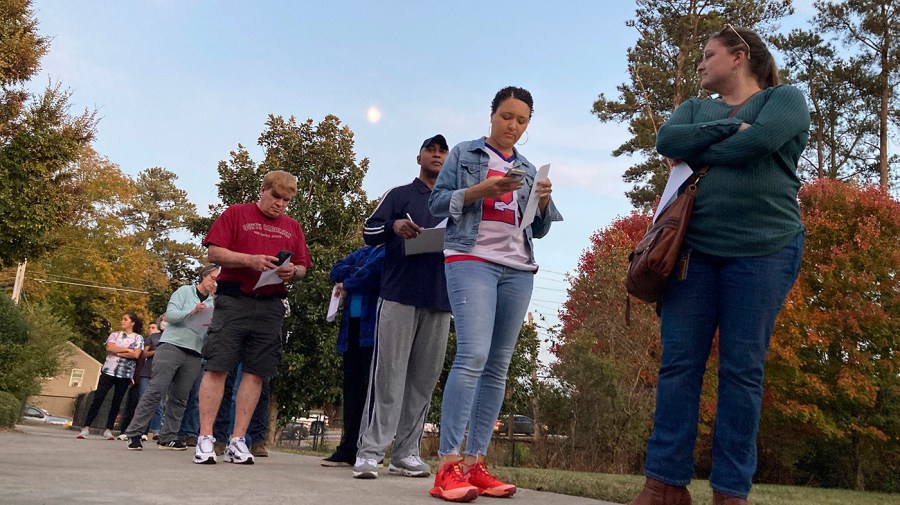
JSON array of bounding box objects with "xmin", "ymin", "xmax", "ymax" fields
[
  {"xmin": 138, "ymin": 376, "xmax": 165, "ymax": 433},
  {"xmin": 644, "ymin": 231, "xmax": 804, "ymax": 498},
  {"xmin": 438, "ymin": 261, "xmax": 533, "ymax": 457}
]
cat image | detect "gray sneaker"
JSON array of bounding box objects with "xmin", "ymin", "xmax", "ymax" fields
[
  {"xmin": 352, "ymin": 457, "xmax": 379, "ymax": 479},
  {"xmin": 388, "ymin": 454, "xmax": 431, "ymax": 477}
]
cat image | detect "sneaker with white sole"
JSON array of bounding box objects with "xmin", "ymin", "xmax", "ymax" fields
[
  {"xmin": 224, "ymin": 437, "xmax": 254, "ymax": 464},
  {"xmin": 102, "ymin": 429, "xmax": 115, "ymax": 440},
  {"xmin": 389, "ymin": 454, "xmax": 431, "ymax": 477},
  {"xmin": 76, "ymin": 427, "xmax": 89, "ymax": 439},
  {"xmin": 353, "ymin": 457, "xmax": 379, "ymax": 479},
  {"xmin": 127, "ymin": 436, "xmax": 143, "ymax": 450},
  {"xmin": 116, "ymin": 433, "xmax": 128, "ymax": 441},
  {"xmin": 193, "ymin": 435, "xmax": 217, "ymax": 464}
]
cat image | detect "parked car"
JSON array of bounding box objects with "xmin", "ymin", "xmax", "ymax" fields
[
  {"xmin": 495, "ymin": 415, "xmax": 535, "ymax": 436},
  {"xmin": 279, "ymin": 421, "xmax": 309, "ymax": 441},
  {"xmin": 21, "ymin": 405, "xmax": 73, "ymax": 427}
]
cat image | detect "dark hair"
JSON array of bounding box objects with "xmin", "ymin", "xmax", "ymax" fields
[
  {"xmin": 124, "ymin": 312, "xmax": 144, "ymax": 335},
  {"xmin": 710, "ymin": 26, "xmax": 779, "ymax": 89},
  {"xmin": 491, "ymin": 86, "xmax": 534, "ymax": 118},
  {"xmin": 198, "ymin": 264, "xmax": 219, "ymax": 281}
]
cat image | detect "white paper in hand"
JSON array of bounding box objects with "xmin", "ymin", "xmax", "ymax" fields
[
  {"xmin": 653, "ymin": 162, "xmax": 693, "ymax": 224},
  {"xmin": 253, "ymin": 253, "xmax": 292, "ymax": 290},
  {"xmin": 326, "ymin": 285, "xmax": 342, "ymax": 322},
  {"xmin": 185, "ymin": 307, "xmax": 214, "ymax": 334},
  {"xmin": 519, "ymin": 164, "xmax": 551, "ymax": 230}
]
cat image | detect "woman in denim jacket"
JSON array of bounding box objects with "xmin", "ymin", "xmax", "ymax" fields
[{"xmin": 427, "ymin": 86, "xmax": 562, "ymax": 502}]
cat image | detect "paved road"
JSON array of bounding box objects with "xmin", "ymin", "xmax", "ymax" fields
[{"xmin": 1, "ymin": 424, "xmax": 615, "ymax": 505}]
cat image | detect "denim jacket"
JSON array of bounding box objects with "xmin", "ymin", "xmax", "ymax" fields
[{"xmin": 428, "ymin": 137, "xmax": 563, "ymax": 265}]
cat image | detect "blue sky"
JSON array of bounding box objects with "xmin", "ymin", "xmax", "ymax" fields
[{"xmin": 30, "ymin": 1, "xmax": 819, "ymax": 353}]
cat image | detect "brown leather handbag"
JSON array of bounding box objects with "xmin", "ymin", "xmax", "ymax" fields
[
  {"xmin": 625, "ymin": 166, "xmax": 708, "ymax": 304},
  {"xmin": 625, "ymin": 97, "xmax": 752, "ymax": 310}
]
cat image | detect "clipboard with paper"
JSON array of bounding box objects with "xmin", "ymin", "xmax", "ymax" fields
[{"xmin": 404, "ymin": 219, "xmax": 447, "ymax": 255}]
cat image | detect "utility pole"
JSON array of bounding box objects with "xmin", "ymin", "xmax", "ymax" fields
[{"xmin": 11, "ymin": 261, "xmax": 26, "ymax": 304}]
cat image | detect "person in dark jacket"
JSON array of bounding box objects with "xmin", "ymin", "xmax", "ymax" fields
[
  {"xmin": 321, "ymin": 244, "xmax": 385, "ymax": 467},
  {"xmin": 352, "ymin": 135, "xmax": 452, "ymax": 479}
]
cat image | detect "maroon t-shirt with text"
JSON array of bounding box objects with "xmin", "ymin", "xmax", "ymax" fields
[{"xmin": 203, "ymin": 203, "xmax": 312, "ymax": 296}]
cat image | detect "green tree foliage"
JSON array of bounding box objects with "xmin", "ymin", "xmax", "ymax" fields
[
  {"xmin": 550, "ymin": 213, "xmax": 663, "ymax": 473},
  {"xmin": 0, "ymin": 390, "xmax": 20, "ymax": 428},
  {"xmin": 774, "ymin": 30, "xmax": 880, "ymax": 182},
  {"xmin": 763, "ymin": 179, "xmax": 900, "ymax": 491},
  {"xmin": 592, "ymin": 0, "xmax": 791, "ymax": 210},
  {"xmin": 0, "ymin": 296, "xmax": 72, "ymax": 401},
  {"xmin": 0, "ymin": 0, "xmax": 96, "ymax": 266},
  {"xmin": 7, "ymin": 147, "xmax": 167, "ymax": 360},
  {"xmin": 119, "ymin": 167, "xmax": 203, "ymax": 314},
  {"xmin": 815, "ymin": 0, "xmax": 900, "ymax": 190},
  {"xmin": 199, "ymin": 114, "xmax": 370, "ymax": 422}
]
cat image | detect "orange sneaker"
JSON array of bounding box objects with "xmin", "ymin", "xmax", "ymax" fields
[
  {"xmin": 429, "ymin": 460, "xmax": 480, "ymax": 502},
  {"xmin": 466, "ymin": 462, "xmax": 516, "ymax": 498}
]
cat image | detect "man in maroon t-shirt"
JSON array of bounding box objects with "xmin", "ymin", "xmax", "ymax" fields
[{"xmin": 193, "ymin": 170, "xmax": 312, "ymax": 466}]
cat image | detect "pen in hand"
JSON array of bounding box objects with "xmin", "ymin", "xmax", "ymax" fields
[{"xmin": 406, "ymin": 213, "xmax": 416, "ymax": 226}]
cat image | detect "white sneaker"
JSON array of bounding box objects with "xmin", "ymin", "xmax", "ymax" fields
[
  {"xmin": 194, "ymin": 435, "xmax": 217, "ymax": 464},
  {"xmin": 116, "ymin": 433, "xmax": 128, "ymax": 441},
  {"xmin": 353, "ymin": 457, "xmax": 379, "ymax": 479},
  {"xmin": 76, "ymin": 427, "xmax": 89, "ymax": 439},
  {"xmin": 388, "ymin": 454, "xmax": 431, "ymax": 477},
  {"xmin": 141, "ymin": 434, "xmax": 148, "ymax": 441},
  {"xmin": 224, "ymin": 437, "xmax": 254, "ymax": 464},
  {"xmin": 102, "ymin": 429, "xmax": 115, "ymax": 440}
]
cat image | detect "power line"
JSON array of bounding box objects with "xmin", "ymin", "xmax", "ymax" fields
[
  {"xmin": 533, "ymin": 286, "xmax": 568, "ymax": 292},
  {"xmin": 539, "ymin": 268, "xmax": 570, "ymax": 277},
  {"xmin": 531, "ymin": 297, "xmax": 566, "ymax": 304},
  {"xmin": 31, "ymin": 277, "xmax": 148, "ymax": 294}
]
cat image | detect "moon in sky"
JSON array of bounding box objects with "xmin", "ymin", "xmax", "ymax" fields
[{"xmin": 366, "ymin": 106, "xmax": 382, "ymax": 123}]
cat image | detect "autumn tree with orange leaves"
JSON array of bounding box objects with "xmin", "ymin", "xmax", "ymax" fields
[
  {"xmin": 550, "ymin": 212, "xmax": 661, "ymax": 473},
  {"xmin": 762, "ymin": 179, "xmax": 900, "ymax": 491}
]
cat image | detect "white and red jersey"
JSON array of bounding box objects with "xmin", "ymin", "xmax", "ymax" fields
[{"xmin": 445, "ymin": 146, "xmax": 535, "ymax": 272}]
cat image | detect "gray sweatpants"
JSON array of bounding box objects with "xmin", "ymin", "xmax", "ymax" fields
[
  {"xmin": 125, "ymin": 343, "xmax": 202, "ymax": 443},
  {"xmin": 356, "ymin": 299, "xmax": 451, "ymax": 462}
]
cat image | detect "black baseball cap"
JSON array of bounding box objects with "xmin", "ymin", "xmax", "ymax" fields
[{"xmin": 420, "ymin": 134, "xmax": 448, "ymax": 150}]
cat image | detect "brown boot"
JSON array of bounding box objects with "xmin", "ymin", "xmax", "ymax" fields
[
  {"xmin": 213, "ymin": 441, "xmax": 226, "ymax": 456},
  {"xmin": 713, "ymin": 491, "xmax": 747, "ymax": 505},
  {"xmin": 628, "ymin": 478, "xmax": 692, "ymax": 505},
  {"xmin": 250, "ymin": 441, "xmax": 268, "ymax": 457}
]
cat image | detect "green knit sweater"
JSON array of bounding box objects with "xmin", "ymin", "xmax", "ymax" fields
[{"xmin": 656, "ymin": 84, "xmax": 810, "ymax": 257}]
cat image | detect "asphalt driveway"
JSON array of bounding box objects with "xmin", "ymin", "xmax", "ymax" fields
[{"xmin": 1, "ymin": 424, "xmax": 613, "ymax": 505}]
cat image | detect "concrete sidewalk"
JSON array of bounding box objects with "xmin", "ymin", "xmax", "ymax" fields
[{"xmin": 1, "ymin": 424, "xmax": 616, "ymax": 505}]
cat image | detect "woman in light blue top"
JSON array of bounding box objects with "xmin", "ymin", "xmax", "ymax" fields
[{"xmin": 122, "ymin": 265, "xmax": 219, "ymax": 450}]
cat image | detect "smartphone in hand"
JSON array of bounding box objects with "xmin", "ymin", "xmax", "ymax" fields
[
  {"xmin": 505, "ymin": 168, "xmax": 526, "ymax": 181},
  {"xmin": 275, "ymin": 250, "xmax": 292, "ymax": 266}
]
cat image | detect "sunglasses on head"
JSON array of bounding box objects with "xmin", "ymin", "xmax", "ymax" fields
[{"xmin": 725, "ymin": 24, "xmax": 752, "ymax": 60}]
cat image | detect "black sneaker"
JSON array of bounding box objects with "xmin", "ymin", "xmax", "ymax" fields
[
  {"xmin": 321, "ymin": 453, "xmax": 353, "ymax": 467},
  {"xmin": 127, "ymin": 436, "xmax": 143, "ymax": 451},
  {"xmin": 157, "ymin": 439, "xmax": 187, "ymax": 451}
]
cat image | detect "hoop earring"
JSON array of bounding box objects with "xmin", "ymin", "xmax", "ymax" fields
[{"xmin": 517, "ymin": 130, "xmax": 529, "ymax": 146}]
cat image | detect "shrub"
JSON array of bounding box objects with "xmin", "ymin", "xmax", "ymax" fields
[{"xmin": 0, "ymin": 391, "xmax": 21, "ymax": 428}]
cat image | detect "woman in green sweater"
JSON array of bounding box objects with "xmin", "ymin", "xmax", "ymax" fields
[{"xmin": 629, "ymin": 27, "xmax": 810, "ymax": 505}]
